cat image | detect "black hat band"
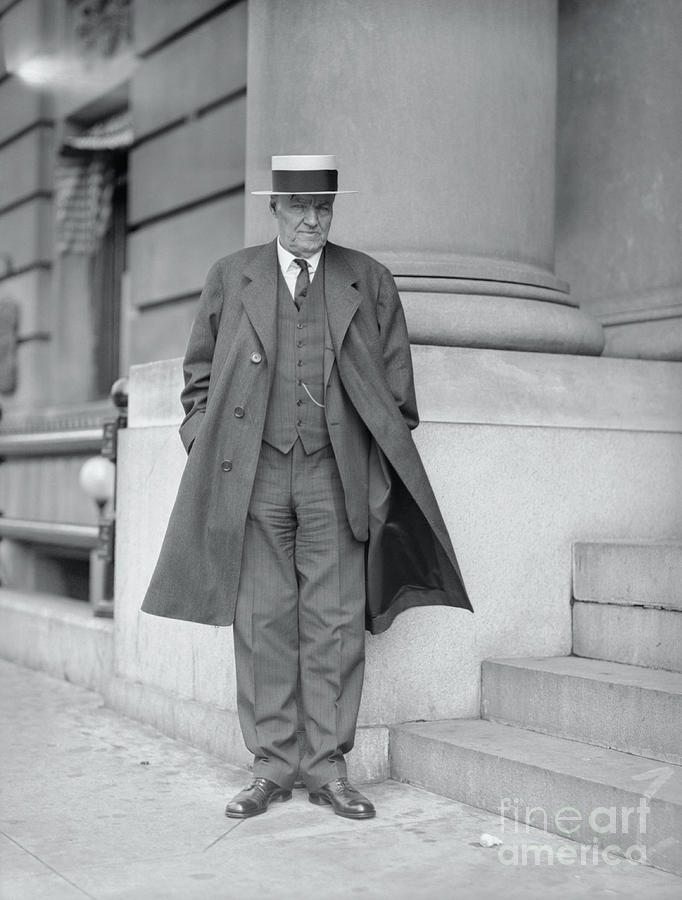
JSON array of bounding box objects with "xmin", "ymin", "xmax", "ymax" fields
[{"xmin": 271, "ymin": 169, "xmax": 339, "ymax": 193}]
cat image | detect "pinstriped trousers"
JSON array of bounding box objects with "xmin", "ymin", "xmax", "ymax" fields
[{"xmin": 233, "ymin": 438, "xmax": 366, "ymax": 791}]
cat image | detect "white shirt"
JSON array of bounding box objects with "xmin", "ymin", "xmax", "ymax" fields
[{"xmin": 276, "ymin": 239, "xmax": 323, "ymax": 300}]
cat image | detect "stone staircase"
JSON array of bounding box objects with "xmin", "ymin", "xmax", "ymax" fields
[{"xmin": 390, "ymin": 540, "xmax": 682, "ymax": 876}]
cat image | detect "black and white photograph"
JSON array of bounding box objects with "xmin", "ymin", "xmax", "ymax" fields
[{"xmin": 0, "ymin": 1, "xmax": 680, "ymax": 898}]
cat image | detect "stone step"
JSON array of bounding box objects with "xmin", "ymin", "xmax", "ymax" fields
[
  {"xmin": 573, "ymin": 541, "xmax": 682, "ymax": 611},
  {"xmin": 390, "ymin": 718, "xmax": 682, "ymax": 876},
  {"xmin": 481, "ymin": 656, "xmax": 682, "ymax": 764},
  {"xmin": 573, "ymin": 600, "xmax": 682, "ymax": 672}
]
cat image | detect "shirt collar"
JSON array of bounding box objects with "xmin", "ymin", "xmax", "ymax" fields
[{"xmin": 276, "ymin": 238, "xmax": 324, "ymax": 277}]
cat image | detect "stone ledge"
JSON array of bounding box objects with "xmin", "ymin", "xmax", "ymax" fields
[
  {"xmin": 127, "ymin": 348, "xmax": 682, "ymax": 433},
  {"xmin": 413, "ymin": 347, "xmax": 682, "ymax": 432},
  {"xmin": 0, "ymin": 589, "xmax": 113, "ymax": 693},
  {"xmin": 128, "ymin": 357, "xmax": 184, "ymax": 428}
]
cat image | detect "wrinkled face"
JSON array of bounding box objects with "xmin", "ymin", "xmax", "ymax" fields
[{"xmin": 270, "ymin": 193, "xmax": 335, "ymax": 257}]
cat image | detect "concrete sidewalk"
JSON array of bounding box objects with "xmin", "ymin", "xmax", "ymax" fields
[{"xmin": 0, "ymin": 659, "xmax": 680, "ymax": 900}]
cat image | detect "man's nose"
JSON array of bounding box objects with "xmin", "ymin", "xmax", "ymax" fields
[{"xmin": 303, "ymin": 206, "xmax": 319, "ymax": 226}]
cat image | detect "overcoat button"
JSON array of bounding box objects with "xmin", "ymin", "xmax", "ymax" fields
[
  {"xmin": 221, "ymin": 459, "xmax": 232, "ymax": 472},
  {"xmin": 250, "ymin": 352, "xmax": 262, "ymax": 364},
  {"xmin": 234, "ymin": 406, "xmax": 244, "ymax": 418}
]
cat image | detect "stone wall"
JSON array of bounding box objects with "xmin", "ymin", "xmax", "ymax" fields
[
  {"xmin": 127, "ymin": 0, "xmax": 247, "ymax": 365},
  {"xmin": 110, "ymin": 349, "xmax": 682, "ymax": 778}
]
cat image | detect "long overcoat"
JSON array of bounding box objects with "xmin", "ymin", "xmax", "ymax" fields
[{"xmin": 141, "ymin": 240, "xmax": 472, "ymax": 633}]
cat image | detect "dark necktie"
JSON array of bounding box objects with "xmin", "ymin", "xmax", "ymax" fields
[{"xmin": 293, "ymin": 258, "xmax": 310, "ymax": 310}]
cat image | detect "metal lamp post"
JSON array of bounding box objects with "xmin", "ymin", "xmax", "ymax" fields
[{"xmin": 79, "ymin": 455, "xmax": 116, "ymax": 617}]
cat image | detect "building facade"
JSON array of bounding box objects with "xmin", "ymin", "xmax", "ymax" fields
[{"xmin": 0, "ymin": 0, "xmax": 680, "ymax": 830}]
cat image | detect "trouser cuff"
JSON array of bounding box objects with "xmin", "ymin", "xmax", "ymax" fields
[{"xmin": 252, "ymin": 762, "xmax": 296, "ymax": 791}]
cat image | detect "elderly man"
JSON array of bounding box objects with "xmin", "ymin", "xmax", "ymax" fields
[{"xmin": 142, "ymin": 155, "xmax": 471, "ymax": 821}]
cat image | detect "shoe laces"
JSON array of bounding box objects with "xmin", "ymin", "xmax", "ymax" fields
[
  {"xmin": 248, "ymin": 776, "xmax": 272, "ymax": 796},
  {"xmin": 329, "ymin": 777, "xmax": 353, "ymax": 793}
]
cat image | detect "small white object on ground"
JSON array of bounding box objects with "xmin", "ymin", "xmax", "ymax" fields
[{"xmin": 479, "ymin": 833, "xmax": 503, "ymax": 847}]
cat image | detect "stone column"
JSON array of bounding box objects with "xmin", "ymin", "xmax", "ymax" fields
[
  {"xmin": 245, "ymin": 0, "xmax": 603, "ymax": 354},
  {"xmin": 556, "ymin": 0, "xmax": 682, "ymax": 360}
]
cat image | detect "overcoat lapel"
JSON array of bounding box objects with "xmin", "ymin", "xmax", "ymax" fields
[
  {"xmin": 240, "ymin": 240, "xmax": 279, "ymax": 366},
  {"xmin": 323, "ymin": 242, "xmax": 361, "ymax": 361}
]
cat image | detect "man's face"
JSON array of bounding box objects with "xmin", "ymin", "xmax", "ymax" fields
[{"xmin": 270, "ymin": 194, "xmax": 335, "ymax": 257}]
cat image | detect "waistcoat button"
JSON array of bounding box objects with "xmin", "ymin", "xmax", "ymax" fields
[
  {"xmin": 234, "ymin": 407, "xmax": 244, "ymax": 418},
  {"xmin": 250, "ymin": 352, "xmax": 262, "ymax": 364},
  {"xmin": 221, "ymin": 459, "xmax": 232, "ymax": 472}
]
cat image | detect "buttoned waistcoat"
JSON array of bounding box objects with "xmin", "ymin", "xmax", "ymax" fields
[{"xmin": 262, "ymin": 261, "xmax": 330, "ymax": 454}]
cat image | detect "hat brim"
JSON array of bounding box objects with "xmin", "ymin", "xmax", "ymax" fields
[{"xmin": 251, "ymin": 190, "xmax": 358, "ymax": 195}]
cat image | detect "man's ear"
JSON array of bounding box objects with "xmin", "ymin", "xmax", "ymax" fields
[{"xmin": 269, "ymin": 197, "xmax": 278, "ymax": 217}]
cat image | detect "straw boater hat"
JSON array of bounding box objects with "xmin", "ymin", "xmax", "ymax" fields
[{"xmin": 252, "ymin": 154, "xmax": 357, "ymax": 195}]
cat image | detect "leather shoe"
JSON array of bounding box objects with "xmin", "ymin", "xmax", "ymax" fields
[
  {"xmin": 225, "ymin": 777, "xmax": 292, "ymax": 819},
  {"xmin": 308, "ymin": 778, "xmax": 376, "ymax": 819}
]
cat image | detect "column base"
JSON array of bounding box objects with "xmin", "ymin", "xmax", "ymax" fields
[{"xmin": 399, "ymin": 282, "xmax": 604, "ymax": 355}]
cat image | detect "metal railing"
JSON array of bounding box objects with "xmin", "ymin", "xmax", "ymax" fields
[
  {"xmin": 0, "ymin": 429, "xmax": 103, "ymax": 458},
  {"xmin": 0, "ymin": 378, "xmax": 128, "ymax": 615},
  {"xmin": 0, "ymin": 517, "xmax": 99, "ymax": 550}
]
